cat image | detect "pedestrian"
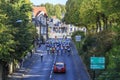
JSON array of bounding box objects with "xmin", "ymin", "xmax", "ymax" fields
[
  {"xmin": 30, "ymin": 50, "xmax": 33, "ymax": 57},
  {"xmin": 61, "ymin": 45, "xmax": 64, "ymax": 55},
  {"xmin": 56, "ymin": 46, "xmax": 59, "ymax": 55},
  {"xmin": 47, "ymin": 45, "xmax": 50, "ymax": 54},
  {"xmin": 67, "ymin": 46, "xmax": 71, "ymax": 56},
  {"xmin": 39, "ymin": 43, "xmax": 41, "ymax": 47},
  {"xmin": 19, "ymin": 58, "xmax": 24, "ymax": 68},
  {"xmin": 52, "ymin": 47, "xmax": 55, "ymax": 54},
  {"xmin": 40, "ymin": 54, "xmax": 43, "ymax": 62}
]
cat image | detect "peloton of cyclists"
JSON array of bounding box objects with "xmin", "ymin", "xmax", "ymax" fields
[{"xmin": 45, "ymin": 38, "xmax": 71, "ymax": 56}]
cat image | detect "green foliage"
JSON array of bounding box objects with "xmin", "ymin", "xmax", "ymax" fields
[
  {"xmin": 97, "ymin": 25, "xmax": 120, "ymax": 79},
  {"xmin": 44, "ymin": 3, "xmax": 55, "ymax": 16},
  {"xmin": 107, "ymin": 46, "xmax": 120, "ymax": 71},
  {"xmin": 67, "ymin": 0, "xmax": 120, "ymax": 79},
  {"xmin": 0, "ymin": 0, "xmax": 37, "ymax": 62},
  {"xmin": 40, "ymin": 3, "xmax": 66, "ymax": 19},
  {"xmin": 111, "ymin": 26, "xmax": 120, "ymax": 45},
  {"xmin": 54, "ymin": 5, "xmax": 62, "ymax": 19},
  {"xmin": 13, "ymin": 22, "xmax": 36, "ymax": 59},
  {"xmin": 71, "ymin": 31, "xmax": 86, "ymax": 54},
  {"xmin": 72, "ymin": 28, "xmax": 119, "ymax": 79},
  {"xmin": 64, "ymin": 0, "xmax": 82, "ymax": 24},
  {"xmin": 80, "ymin": 0, "xmax": 102, "ymax": 24},
  {"xmin": 71, "ymin": 30, "xmax": 85, "ymax": 41},
  {"xmin": 97, "ymin": 45, "xmax": 120, "ymax": 80},
  {"xmin": 0, "ymin": 24, "xmax": 15, "ymax": 61},
  {"xmin": 64, "ymin": 0, "xmax": 120, "ymax": 32}
]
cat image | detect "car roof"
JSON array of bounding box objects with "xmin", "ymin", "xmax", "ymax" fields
[{"xmin": 55, "ymin": 62, "xmax": 64, "ymax": 65}]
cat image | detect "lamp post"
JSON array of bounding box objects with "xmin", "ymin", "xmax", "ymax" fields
[
  {"xmin": 16, "ymin": 19, "xmax": 23, "ymax": 27},
  {"xmin": 16, "ymin": 20, "xmax": 23, "ymax": 23},
  {"xmin": 16, "ymin": 20, "xmax": 24, "ymax": 69}
]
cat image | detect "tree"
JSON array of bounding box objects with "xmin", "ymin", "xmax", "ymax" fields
[
  {"xmin": 59, "ymin": 4, "xmax": 66, "ymax": 15},
  {"xmin": 40, "ymin": 3, "xmax": 66, "ymax": 19},
  {"xmin": 0, "ymin": 24, "xmax": 15, "ymax": 62},
  {"xmin": 101, "ymin": 0, "xmax": 120, "ymax": 27},
  {"xmin": 54, "ymin": 5, "xmax": 62, "ymax": 19},
  {"xmin": 44, "ymin": 3, "xmax": 54, "ymax": 16},
  {"xmin": 64, "ymin": 0, "xmax": 82, "ymax": 25},
  {"xmin": 66, "ymin": 0, "xmax": 120, "ymax": 79},
  {"xmin": 0, "ymin": 0, "xmax": 37, "ymax": 77},
  {"xmin": 0, "ymin": 0, "xmax": 16, "ymax": 62}
]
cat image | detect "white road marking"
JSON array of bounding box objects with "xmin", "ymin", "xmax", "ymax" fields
[{"xmin": 49, "ymin": 55, "xmax": 57, "ymax": 79}]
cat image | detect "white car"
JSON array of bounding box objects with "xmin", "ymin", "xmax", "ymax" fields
[{"xmin": 36, "ymin": 49, "xmax": 42, "ymax": 53}]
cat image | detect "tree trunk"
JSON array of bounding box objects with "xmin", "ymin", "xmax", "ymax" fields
[
  {"xmin": 102, "ymin": 13, "xmax": 108, "ymax": 30},
  {"xmin": 8, "ymin": 62, "xmax": 13, "ymax": 74},
  {"xmin": 2, "ymin": 62, "xmax": 8, "ymax": 80},
  {"xmin": 92, "ymin": 26, "xmax": 96, "ymax": 33},
  {"xmin": 0, "ymin": 64, "xmax": 3, "ymax": 80},
  {"xmin": 96, "ymin": 15, "xmax": 100, "ymax": 33},
  {"xmin": 105, "ymin": 17, "xmax": 108, "ymax": 29},
  {"xmin": 96, "ymin": 22, "xmax": 98, "ymax": 33},
  {"xmin": 102, "ymin": 15, "xmax": 106, "ymax": 30},
  {"xmin": 98, "ymin": 20, "xmax": 102, "ymax": 32},
  {"xmin": 84, "ymin": 25, "xmax": 88, "ymax": 35},
  {"xmin": 109, "ymin": 21, "xmax": 112, "ymax": 27}
]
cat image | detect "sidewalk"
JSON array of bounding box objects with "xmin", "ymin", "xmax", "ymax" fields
[{"xmin": 7, "ymin": 45, "xmax": 45, "ymax": 80}]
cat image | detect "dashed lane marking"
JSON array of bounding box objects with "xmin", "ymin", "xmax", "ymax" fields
[{"xmin": 49, "ymin": 55, "xmax": 57, "ymax": 79}]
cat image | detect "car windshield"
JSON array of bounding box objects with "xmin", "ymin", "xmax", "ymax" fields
[{"xmin": 56, "ymin": 63, "xmax": 64, "ymax": 67}]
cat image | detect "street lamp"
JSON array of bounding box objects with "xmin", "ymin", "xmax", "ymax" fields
[
  {"xmin": 15, "ymin": 19, "xmax": 23, "ymax": 27},
  {"xmin": 16, "ymin": 20, "xmax": 23, "ymax": 23},
  {"xmin": 16, "ymin": 19, "xmax": 24, "ymax": 69}
]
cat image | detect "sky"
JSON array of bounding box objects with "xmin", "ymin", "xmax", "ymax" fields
[{"xmin": 30, "ymin": 0, "xmax": 68, "ymax": 5}]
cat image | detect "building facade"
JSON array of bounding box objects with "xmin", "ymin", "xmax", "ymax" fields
[{"xmin": 32, "ymin": 6, "xmax": 48, "ymax": 42}]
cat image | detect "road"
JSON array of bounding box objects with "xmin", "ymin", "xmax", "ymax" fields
[
  {"xmin": 52, "ymin": 40, "xmax": 90, "ymax": 80},
  {"xmin": 22, "ymin": 45, "xmax": 54, "ymax": 80},
  {"xmin": 9, "ymin": 38, "xmax": 90, "ymax": 80}
]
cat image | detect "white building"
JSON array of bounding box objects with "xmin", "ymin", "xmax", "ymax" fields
[
  {"xmin": 67, "ymin": 24, "xmax": 87, "ymax": 35},
  {"xmin": 32, "ymin": 6, "xmax": 48, "ymax": 41}
]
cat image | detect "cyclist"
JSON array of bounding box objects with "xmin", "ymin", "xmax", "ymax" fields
[{"xmin": 47, "ymin": 46, "xmax": 50, "ymax": 54}]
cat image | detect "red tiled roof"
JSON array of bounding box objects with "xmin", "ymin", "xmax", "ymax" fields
[{"xmin": 33, "ymin": 6, "xmax": 47, "ymax": 16}]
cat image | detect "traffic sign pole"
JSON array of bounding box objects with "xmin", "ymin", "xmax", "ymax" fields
[
  {"xmin": 93, "ymin": 70, "xmax": 95, "ymax": 80},
  {"xmin": 90, "ymin": 56, "xmax": 105, "ymax": 80},
  {"xmin": 90, "ymin": 57, "xmax": 105, "ymax": 69},
  {"xmin": 75, "ymin": 35, "xmax": 81, "ymax": 53}
]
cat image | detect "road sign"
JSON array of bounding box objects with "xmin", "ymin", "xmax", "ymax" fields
[
  {"xmin": 75, "ymin": 35, "xmax": 81, "ymax": 42},
  {"xmin": 90, "ymin": 57, "xmax": 105, "ymax": 69}
]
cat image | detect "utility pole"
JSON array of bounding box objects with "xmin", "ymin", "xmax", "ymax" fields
[
  {"xmin": 45, "ymin": 13, "xmax": 48, "ymax": 40},
  {"xmin": 46, "ymin": 18, "xmax": 48, "ymax": 40},
  {"xmin": 39, "ymin": 21, "xmax": 41, "ymax": 40}
]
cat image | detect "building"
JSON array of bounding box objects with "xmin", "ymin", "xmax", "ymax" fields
[
  {"xmin": 67, "ymin": 24, "xmax": 87, "ymax": 35},
  {"xmin": 32, "ymin": 6, "xmax": 47, "ymax": 18},
  {"xmin": 32, "ymin": 6, "xmax": 48, "ymax": 41}
]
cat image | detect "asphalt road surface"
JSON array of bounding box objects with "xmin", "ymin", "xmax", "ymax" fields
[{"xmin": 9, "ymin": 38, "xmax": 90, "ymax": 80}]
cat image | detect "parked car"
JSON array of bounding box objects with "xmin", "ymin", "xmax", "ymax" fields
[
  {"xmin": 53, "ymin": 62, "xmax": 66, "ymax": 73},
  {"xmin": 36, "ymin": 49, "xmax": 42, "ymax": 53}
]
